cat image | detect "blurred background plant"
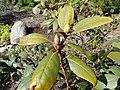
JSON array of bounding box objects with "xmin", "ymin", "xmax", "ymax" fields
[
  {"xmin": 0, "ymin": 24, "xmax": 11, "ymax": 46},
  {"xmin": 0, "ymin": 43, "xmax": 50, "ymax": 89}
]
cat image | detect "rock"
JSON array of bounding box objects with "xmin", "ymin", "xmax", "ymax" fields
[
  {"xmin": 21, "ymin": 15, "xmax": 54, "ymax": 40},
  {"xmin": 10, "ymin": 21, "xmax": 26, "ymax": 44},
  {"xmin": 21, "ymin": 15, "xmax": 49, "ymax": 35},
  {"xmin": 21, "ymin": 15, "xmax": 45, "ymax": 28},
  {"xmin": 9, "ymin": 14, "xmax": 54, "ymax": 45},
  {"xmin": 32, "ymin": 7, "xmax": 40, "ymax": 15}
]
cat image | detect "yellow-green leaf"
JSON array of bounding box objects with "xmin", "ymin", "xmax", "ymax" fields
[
  {"xmin": 72, "ymin": 16, "xmax": 113, "ymax": 34},
  {"xmin": 53, "ymin": 19, "xmax": 58, "ymax": 32},
  {"xmin": 17, "ymin": 74, "xmax": 32, "ymax": 90},
  {"xmin": 19, "ymin": 33, "xmax": 49, "ymax": 45},
  {"xmin": 34, "ymin": 0, "xmax": 40, "ymax": 2},
  {"xmin": 41, "ymin": 19, "xmax": 54, "ymax": 25},
  {"xmin": 19, "ymin": 51, "xmax": 28, "ymax": 59},
  {"xmin": 29, "ymin": 52, "xmax": 60, "ymax": 90},
  {"xmin": 67, "ymin": 43, "xmax": 95, "ymax": 61},
  {"xmin": 41, "ymin": 0, "xmax": 46, "ymax": 7},
  {"xmin": 67, "ymin": 55, "xmax": 97, "ymax": 86},
  {"xmin": 58, "ymin": 5, "xmax": 74, "ymax": 31},
  {"xmin": 112, "ymin": 42, "xmax": 120, "ymax": 49},
  {"xmin": 107, "ymin": 52, "xmax": 120, "ymax": 64}
]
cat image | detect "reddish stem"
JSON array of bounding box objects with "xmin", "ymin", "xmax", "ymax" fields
[{"xmin": 57, "ymin": 46, "xmax": 69, "ymax": 90}]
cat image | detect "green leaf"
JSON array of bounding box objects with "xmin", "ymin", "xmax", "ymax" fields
[
  {"xmin": 95, "ymin": 80, "xmax": 106, "ymax": 90},
  {"xmin": 76, "ymin": 82, "xmax": 88, "ymax": 90},
  {"xmin": 19, "ymin": 33, "xmax": 49, "ymax": 45},
  {"xmin": 29, "ymin": 52, "xmax": 60, "ymax": 90},
  {"xmin": 112, "ymin": 42, "xmax": 120, "ymax": 49},
  {"xmin": 19, "ymin": 51, "xmax": 28, "ymax": 59},
  {"xmin": 34, "ymin": 0, "xmax": 40, "ymax": 2},
  {"xmin": 67, "ymin": 55, "xmax": 97, "ymax": 86},
  {"xmin": 53, "ymin": 19, "xmax": 58, "ymax": 31},
  {"xmin": 17, "ymin": 74, "xmax": 32, "ymax": 90},
  {"xmin": 105, "ymin": 74, "xmax": 119, "ymax": 89},
  {"xmin": 107, "ymin": 52, "xmax": 120, "ymax": 64},
  {"xmin": 0, "ymin": 62, "xmax": 17, "ymax": 73},
  {"xmin": 41, "ymin": 19, "xmax": 54, "ymax": 25},
  {"xmin": 67, "ymin": 43, "xmax": 93, "ymax": 60},
  {"xmin": 41, "ymin": 0, "xmax": 46, "ymax": 7},
  {"xmin": 103, "ymin": 39, "xmax": 120, "ymax": 46},
  {"xmin": 72, "ymin": 16, "xmax": 113, "ymax": 34},
  {"xmin": 58, "ymin": 5, "xmax": 74, "ymax": 30},
  {"xmin": 23, "ymin": 65, "xmax": 33, "ymax": 78},
  {"xmin": 110, "ymin": 66, "xmax": 120, "ymax": 76}
]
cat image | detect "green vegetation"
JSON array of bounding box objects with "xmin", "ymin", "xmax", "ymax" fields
[
  {"xmin": 17, "ymin": 5, "xmax": 114, "ymax": 90},
  {"xmin": 0, "ymin": 0, "xmax": 120, "ymax": 90},
  {"xmin": 0, "ymin": 24, "xmax": 11, "ymax": 45}
]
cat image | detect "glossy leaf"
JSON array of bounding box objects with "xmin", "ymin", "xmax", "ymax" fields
[
  {"xmin": 103, "ymin": 39, "xmax": 120, "ymax": 46},
  {"xmin": 112, "ymin": 42, "xmax": 120, "ymax": 49},
  {"xmin": 53, "ymin": 19, "xmax": 58, "ymax": 32},
  {"xmin": 76, "ymin": 82, "xmax": 88, "ymax": 90},
  {"xmin": 95, "ymin": 80, "xmax": 106, "ymax": 90},
  {"xmin": 58, "ymin": 5, "xmax": 74, "ymax": 30},
  {"xmin": 72, "ymin": 16, "xmax": 113, "ymax": 34},
  {"xmin": 105, "ymin": 74, "xmax": 119, "ymax": 89},
  {"xmin": 23, "ymin": 65, "xmax": 33, "ymax": 78},
  {"xmin": 29, "ymin": 52, "xmax": 60, "ymax": 90},
  {"xmin": 67, "ymin": 43, "xmax": 93, "ymax": 60},
  {"xmin": 41, "ymin": 19, "xmax": 54, "ymax": 25},
  {"xmin": 107, "ymin": 52, "xmax": 120, "ymax": 64},
  {"xmin": 67, "ymin": 55, "xmax": 97, "ymax": 86},
  {"xmin": 110, "ymin": 66, "xmax": 120, "ymax": 76},
  {"xmin": 17, "ymin": 74, "xmax": 32, "ymax": 90},
  {"xmin": 19, "ymin": 33, "xmax": 49, "ymax": 45},
  {"xmin": 19, "ymin": 51, "xmax": 28, "ymax": 59},
  {"xmin": 41, "ymin": 0, "xmax": 46, "ymax": 7},
  {"xmin": 34, "ymin": 0, "xmax": 40, "ymax": 2}
]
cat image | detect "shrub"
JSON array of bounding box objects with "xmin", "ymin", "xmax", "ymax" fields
[{"xmin": 16, "ymin": 5, "xmax": 113, "ymax": 90}]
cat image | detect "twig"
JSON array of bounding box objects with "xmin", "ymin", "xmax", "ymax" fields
[{"xmin": 58, "ymin": 47, "xmax": 69, "ymax": 90}]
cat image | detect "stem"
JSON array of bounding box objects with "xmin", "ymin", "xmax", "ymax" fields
[
  {"xmin": 54, "ymin": 32, "xmax": 70, "ymax": 90},
  {"xmin": 58, "ymin": 48, "xmax": 69, "ymax": 90}
]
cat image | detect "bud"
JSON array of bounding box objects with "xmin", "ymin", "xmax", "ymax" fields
[
  {"xmin": 54, "ymin": 34, "xmax": 60, "ymax": 45},
  {"xmin": 64, "ymin": 24, "xmax": 70, "ymax": 33}
]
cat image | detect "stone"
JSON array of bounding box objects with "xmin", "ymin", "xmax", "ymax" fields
[
  {"xmin": 32, "ymin": 7, "xmax": 40, "ymax": 15},
  {"xmin": 10, "ymin": 21, "xmax": 26, "ymax": 44},
  {"xmin": 21, "ymin": 15, "xmax": 49, "ymax": 35},
  {"xmin": 21, "ymin": 15, "xmax": 45, "ymax": 28}
]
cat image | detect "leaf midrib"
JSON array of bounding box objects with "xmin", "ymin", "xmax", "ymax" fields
[
  {"xmin": 38, "ymin": 53, "xmax": 56, "ymax": 88},
  {"xmin": 17, "ymin": 75, "xmax": 32, "ymax": 90},
  {"xmin": 69, "ymin": 58, "xmax": 96, "ymax": 83}
]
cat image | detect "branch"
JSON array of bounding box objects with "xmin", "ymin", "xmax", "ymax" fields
[{"xmin": 58, "ymin": 47, "xmax": 70, "ymax": 90}]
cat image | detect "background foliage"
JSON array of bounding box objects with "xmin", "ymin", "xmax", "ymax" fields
[{"xmin": 0, "ymin": 24, "xmax": 11, "ymax": 45}]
